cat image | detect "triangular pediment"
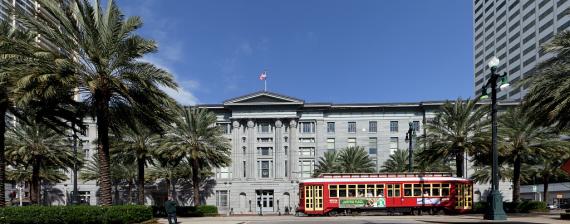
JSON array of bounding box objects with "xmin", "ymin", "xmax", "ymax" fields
[{"xmin": 224, "ymin": 91, "xmax": 304, "ymax": 106}]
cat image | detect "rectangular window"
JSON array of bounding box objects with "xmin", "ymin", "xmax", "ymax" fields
[
  {"xmin": 509, "ymin": 21, "xmax": 520, "ymax": 32},
  {"xmin": 390, "ymin": 137, "xmax": 398, "ymax": 154},
  {"xmin": 330, "ymin": 185, "xmax": 338, "ymax": 198},
  {"xmin": 243, "ymin": 161, "xmax": 246, "ymax": 177},
  {"xmin": 523, "ymin": 8, "xmax": 535, "ymax": 21},
  {"xmin": 539, "ymin": 19, "xmax": 553, "ymax": 33},
  {"xmin": 522, "ymin": 21, "xmax": 535, "ymax": 33},
  {"xmin": 539, "ymin": 7, "xmax": 553, "ymax": 20},
  {"xmin": 442, "ymin": 184, "xmax": 450, "ymax": 196},
  {"xmin": 216, "ymin": 190, "xmax": 228, "ymax": 207},
  {"xmin": 390, "ymin": 121, "xmax": 398, "ymax": 132},
  {"xmin": 285, "ymin": 160, "xmax": 288, "ymax": 177},
  {"xmin": 523, "ymin": 0, "xmax": 535, "ymax": 10},
  {"xmin": 258, "ymin": 147, "xmax": 271, "ymax": 156},
  {"xmin": 509, "ymin": 9, "xmax": 520, "ymax": 22},
  {"xmin": 523, "ymin": 44, "xmax": 536, "ymax": 55},
  {"xmin": 299, "ymin": 138, "xmax": 315, "ymax": 143},
  {"xmin": 299, "ymin": 160, "xmax": 314, "ymax": 178},
  {"xmin": 523, "ymin": 32, "xmax": 536, "ymax": 43},
  {"xmin": 327, "ymin": 138, "xmax": 335, "ymax": 153},
  {"xmin": 347, "ymin": 138, "xmax": 357, "ymax": 148},
  {"xmin": 413, "ymin": 121, "xmax": 420, "ymax": 131},
  {"xmin": 348, "ymin": 122, "xmax": 356, "ymax": 133},
  {"xmin": 369, "ymin": 121, "xmax": 377, "ymax": 133},
  {"xmin": 299, "ymin": 121, "xmax": 315, "ymax": 133},
  {"xmin": 258, "ymin": 123, "xmax": 271, "ymax": 133},
  {"xmin": 261, "ymin": 161, "xmax": 270, "ymax": 178},
  {"xmin": 338, "ymin": 185, "xmax": 347, "ymax": 197},
  {"xmin": 299, "ymin": 147, "xmax": 315, "ymax": 157},
  {"xmin": 327, "ymin": 122, "xmax": 335, "ymax": 133},
  {"xmin": 387, "ymin": 184, "xmax": 400, "ymax": 197},
  {"xmin": 368, "ymin": 137, "xmax": 377, "ymax": 155}
]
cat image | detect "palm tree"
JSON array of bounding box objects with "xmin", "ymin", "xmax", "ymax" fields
[
  {"xmin": 12, "ymin": 0, "xmax": 178, "ymax": 205},
  {"xmin": 161, "ymin": 107, "xmax": 231, "ymax": 206},
  {"xmin": 498, "ymin": 107, "xmax": 566, "ymax": 202},
  {"xmin": 420, "ymin": 98, "xmax": 489, "ymax": 177},
  {"xmin": 381, "ymin": 149, "xmax": 409, "ymax": 172},
  {"xmin": 313, "ymin": 151, "xmax": 340, "ymax": 177},
  {"xmin": 531, "ymin": 144, "xmax": 570, "ymax": 203},
  {"xmin": 80, "ymin": 154, "xmax": 137, "ymax": 204},
  {"xmin": 5, "ymin": 120, "xmax": 76, "ymax": 204},
  {"xmin": 470, "ymin": 164, "xmax": 517, "ymax": 184},
  {"xmin": 337, "ymin": 146, "xmax": 375, "ymax": 173},
  {"xmin": 111, "ymin": 122, "xmax": 162, "ymax": 205},
  {"xmin": 522, "ymin": 31, "xmax": 570, "ymax": 130}
]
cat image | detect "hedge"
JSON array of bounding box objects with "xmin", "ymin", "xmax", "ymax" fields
[
  {"xmin": 473, "ymin": 201, "xmax": 547, "ymax": 214},
  {"xmin": 152, "ymin": 205, "xmax": 218, "ymax": 217},
  {"xmin": 0, "ymin": 205, "xmax": 153, "ymax": 224}
]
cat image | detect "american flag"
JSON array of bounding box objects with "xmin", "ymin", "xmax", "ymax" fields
[{"xmin": 259, "ymin": 71, "xmax": 267, "ymax": 80}]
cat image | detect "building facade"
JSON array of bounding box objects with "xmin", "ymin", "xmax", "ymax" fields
[
  {"xmin": 473, "ymin": 0, "xmax": 570, "ymax": 100},
  {"xmin": 202, "ymin": 91, "xmax": 514, "ymax": 214}
]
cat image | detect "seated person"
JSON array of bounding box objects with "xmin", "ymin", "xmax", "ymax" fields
[
  {"xmin": 423, "ymin": 191, "xmax": 430, "ymax": 197},
  {"xmin": 366, "ymin": 190, "xmax": 374, "ymax": 197}
]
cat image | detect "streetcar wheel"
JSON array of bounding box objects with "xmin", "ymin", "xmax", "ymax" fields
[{"xmin": 328, "ymin": 210, "xmax": 338, "ymax": 217}]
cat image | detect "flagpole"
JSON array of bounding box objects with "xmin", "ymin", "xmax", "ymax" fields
[{"xmin": 264, "ymin": 79, "xmax": 267, "ymax": 91}]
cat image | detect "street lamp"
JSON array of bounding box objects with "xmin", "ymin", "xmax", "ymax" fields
[
  {"xmin": 71, "ymin": 126, "xmax": 79, "ymax": 205},
  {"xmin": 405, "ymin": 122, "xmax": 416, "ymax": 172},
  {"xmin": 480, "ymin": 56, "xmax": 508, "ymax": 220}
]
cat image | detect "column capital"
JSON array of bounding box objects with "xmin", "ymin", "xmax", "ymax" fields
[
  {"xmin": 247, "ymin": 120, "xmax": 255, "ymax": 128},
  {"xmin": 275, "ymin": 119, "xmax": 283, "ymax": 128},
  {"xmin": 232, "ymin": 120, "xmax": 240, "ymax": 128},
  {"xmin": 289, "ymin": 119, "xmax": 297, "ymax": 128}
]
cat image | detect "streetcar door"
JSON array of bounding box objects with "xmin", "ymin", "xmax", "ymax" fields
[
  {"xmin": 455, "ymin": 183, "xmax": 472, "ymax": 210},
  {"xmin": 304, "ymin": 185, "xmax": 323, "ymax": 212},
  {"xmin": 387, "ymin": 184, "xmax": 402, "ymax": 207}
]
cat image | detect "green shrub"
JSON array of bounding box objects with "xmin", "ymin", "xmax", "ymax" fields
[
  {"xmin": 0, "ymin": 205, "xmax": 152, "ymax": 224},
  {"xmin": 471, "ymin": 201, "xmax": 547, "ymax": 214},
  {"xmin": 151, "ymin": 205, "xmax": 218, "ymax": 217},
  {"xmin": 517, "ymin": 201, "xmax": 547, "ymax": 212}
]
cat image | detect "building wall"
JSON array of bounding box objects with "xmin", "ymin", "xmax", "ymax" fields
[{"xmin": 473, "ymin": 0, "xmax": 570, "ymax": 100}]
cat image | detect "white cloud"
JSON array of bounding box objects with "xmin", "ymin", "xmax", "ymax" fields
[{"xmin": 161, "ymin": 85, "xmax": 198, "ymax": 106}]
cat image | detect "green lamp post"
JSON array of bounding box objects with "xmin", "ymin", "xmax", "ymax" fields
[{"xmin": 480, "ymin": 56, "xmax": 508, "ymax": 220}]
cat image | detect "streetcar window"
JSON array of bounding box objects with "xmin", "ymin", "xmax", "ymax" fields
[
  {"xmin": 442, "ymin": 184, "xmax": 450, "ymax": 196},
  {"xmin": 394, "ymin": 184, "xmax": 401, "ymax": 197},
  {"xmin": 423, "ymin": 184, "xmax": 431, "ymax": 196},
  {"xmin": 348, "ymin": 185, "xmax": 356, "ymax": 197},
  {"xmin": 375, "ymin": 184, "xmax": 384, "ymax": 197},
  {"xmin": 432, "ymin": 184, "xmax": 441, "ymax": 196},
  {"xmin": 330, "ymin": 185, "xmax": 338, "ymax": 198},
  {"xmin": 404, "ymin": 184, "xmax": 412, "ymax": 197},
  {"xmin": 387, "ymin": 185, "xmax": 393, "ymax": 197},
  {"xmin": 339, "ymin": 185, "xmax": 347, "ymax": 197},
  {"xmin": 413, "ymin": 184, "xmax": 422, "ymax": 196}
]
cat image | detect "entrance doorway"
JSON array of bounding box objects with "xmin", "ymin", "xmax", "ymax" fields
[{"xmin": 256, "ymin": 190, "xmax": 274, "ymax": 212}]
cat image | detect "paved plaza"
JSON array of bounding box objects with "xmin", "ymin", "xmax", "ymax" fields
[{"xmin": 158, "ymin": 213, "xmax": 568, "ymax": 224}]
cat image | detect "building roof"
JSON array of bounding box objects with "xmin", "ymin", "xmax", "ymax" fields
[{"xmin": 197, "ymin": 91, "xmax": 521, "ymax": 109}]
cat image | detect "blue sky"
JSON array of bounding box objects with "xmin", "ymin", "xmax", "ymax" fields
[{"xmin": 118, "ymin": 0, "xmax": 473, "ymax": 105}]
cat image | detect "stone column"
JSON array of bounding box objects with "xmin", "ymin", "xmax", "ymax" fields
[
  {"xmin": 232, "ymin": 120, "xmax": 241, "ymax": 180},
  {"xmin": 288, "ymin": 119, "xmax": 298, "ymax": 179},
  {"xmin": 247, "ymin": 120, "xmax": 256, "ymax": 180},
  {"xmin": 274, "ymin": 119, "xmax": 283, "ymax": 179}
]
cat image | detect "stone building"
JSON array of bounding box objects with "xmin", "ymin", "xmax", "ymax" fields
[{"xmin": 201, "ymin": 91, "xmax": 515, "ymax": 214}]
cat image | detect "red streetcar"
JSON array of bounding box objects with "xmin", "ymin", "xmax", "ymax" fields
[{"xmin": 298, "ymin": 172, "xmax": 473, "ymax": 216}]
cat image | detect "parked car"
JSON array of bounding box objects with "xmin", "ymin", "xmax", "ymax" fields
[{"xmin": 547, "ymin": 204, "xmax": 557, "ymax": 210}]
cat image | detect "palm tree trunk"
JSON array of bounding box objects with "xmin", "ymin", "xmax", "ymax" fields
[
  {"xmin": 137, "ymin": 156, "xmax": 145, "ymax": 205},
  {"xmin": 95, "ymin": 89, "xmax": 112, "ymax": 206},
  {"xmin": 543, "ymin": 173, "xmax": 550, "ymax": 204},
  {"xmin": 512, "ymin": 155, "xmax": 521, "ymax": 203},
  {"xmin": 192, "ymin": 159, "xmax": 201, "ymax": 206},
  {"xmin": 456, "ymin": 149, "xmax": 464, "ymax": 177},
  {"xmin": 0, "ymin": 103, "xmax": 7, "ymax": 207},
  {"xmin": 31, "ymin": 158, "xmax": 41, "ymax": 204},
  {"xmin": 166, "ymin": 177, "xmax": 171, "ymax": 199}
]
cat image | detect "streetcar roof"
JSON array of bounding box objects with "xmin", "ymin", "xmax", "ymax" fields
[{"xmin": 300, "ymin": 177, "xmax": 471, "ymax": 183}]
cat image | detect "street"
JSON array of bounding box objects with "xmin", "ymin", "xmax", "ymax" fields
[{"xmin": 158, "ymin": 214, "xmax": 567, "ymax": 224}]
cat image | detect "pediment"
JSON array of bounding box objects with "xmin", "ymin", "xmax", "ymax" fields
[{"xmin": 224, "ymin": 91, "xmax": 304, "ymax": 106}]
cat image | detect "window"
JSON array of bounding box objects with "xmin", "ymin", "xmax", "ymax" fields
[
  {"xmin": 390, "ymin": 121, "xmax": 398, "ymax": 132},
  {"xmin": 368, "ymin": 137, "xmax": 377, "ymax": 155},
  {"xmin": 217, "ymin": 167, "xmax": 230, "ymax": 179},
  {"xmin": 403, "ymin": 184, "xmax": 424, "ymax": 197},
  {"xmin": 347, "ymin": 138, "xmax": 356, "ymax": 148},
  {"xmin": 442, "ymin": 184, "xmax": 450, "ymax": 196},
  {"xmin": 243, "ymin": 161, "xmax": 246, "ymax": 177},
  {"xmin": 260, "ymin": 161, "xmax": 270, "ymax": 178},
  {"xmin": 369, "ymin": 121, "xmax": 377, "ymax": 133},
  {"xmin": 348, "ymin": 122, "xmax": 356, "ymax": 133},
  {"xmin": 299, "ymin": 160, "xmax": 314, "ymax": 178},
  {"xmin": 387, "ymin": 184, "xmax": 401, "ymax": 197},
  {"xmin": 216, "ymin": 190, "xmax": 228, "ymax": 207},
  {"xmin": 413, "ymin": 121, "xmax": 420, "ymax": 131},
  {"xmin": 284, "ymin": 146, "xmax": 288, "ymax": 155},
  {"xmin": 257, "ymin": 138, "xmax": 273, "ymax": 143},
  {"xmin": 285, "ymin": 160, "xmax": 288, "ymax": 177},
  {"xmin": 299, "ymin": 138, "xmax": 315, "ymax": 143},
  {"xmin": 258, "ymin": 147, "xmax": 271, "ymax": 156},
  {"xmin": 258, "ymin": 123, "xmax": 271, "ymax": 133},
  {"xmin": 299, "ymin": 147, "xmax": 315, "ymax": 157},
  {"xmin": 330, "ymin": 185, "xmax": 338, "ymax": 198},
  {"xmin": 299, "ymin": 121, "xmax": 315, "ymax": 133},
  {"xmin": 327, "ymin": 138, "xmax": 335, "ymax": 153},
  {"xmin": 327, "ymin": 122, "xmax": 335, "ymax": 133},
  {"xmin": 390, "ymin": 137, "xmax": 399, "ymax": 153}
]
